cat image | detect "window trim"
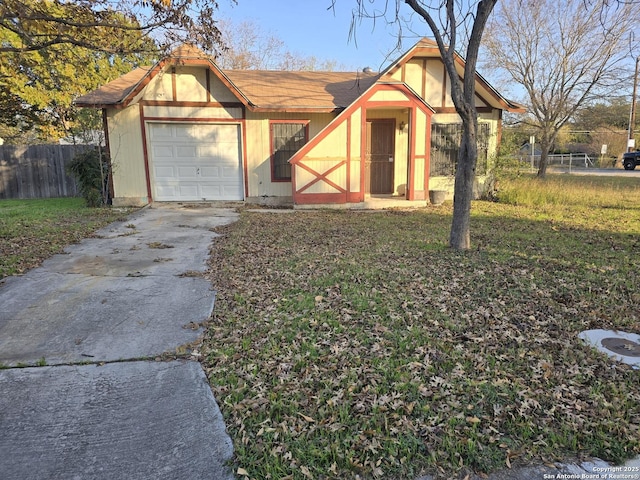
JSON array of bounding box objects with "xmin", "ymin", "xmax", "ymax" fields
[{"xmin": 269, "ymin": 120, "xmax": 309, "ymax": 182}]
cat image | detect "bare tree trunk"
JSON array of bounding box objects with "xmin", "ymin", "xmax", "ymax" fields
[
  {"xmin": 450, "ymin": 116, "xmax": 478, "ymax": 249},
  {"xmin": 536, "ymin": 137, "xmax": 552, "ymax": 177}
]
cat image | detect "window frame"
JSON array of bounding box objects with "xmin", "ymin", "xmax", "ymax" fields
[{"xmin": 269, "ymin": 120, "xmax": 310, "ymax": 182}]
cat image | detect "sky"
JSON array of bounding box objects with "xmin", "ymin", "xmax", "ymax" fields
[{"xmin": 215, "ymin": 0, "xmax": 427, "ymax": 72}]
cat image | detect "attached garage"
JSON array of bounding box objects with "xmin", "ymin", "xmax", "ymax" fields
[{"xmin": 147, "ymin": 122, "xmax": 244, "ymax": 201}]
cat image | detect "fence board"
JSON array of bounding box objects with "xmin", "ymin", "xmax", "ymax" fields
[{"xmin": 0, "ymin": 145, "xmax": 90, "ymax": 199}]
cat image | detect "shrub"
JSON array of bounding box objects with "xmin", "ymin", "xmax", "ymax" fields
[{"xmin": 66, "ymin": 148, "xmax": 110, "ymax": 207}]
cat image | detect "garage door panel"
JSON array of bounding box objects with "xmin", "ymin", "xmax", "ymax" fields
[
  {"xmin": 200, "ymin": 166, "xmax": 220, "ymax": 179},
  {"xmin": 156, "ymin": 184, "xmax": 177, "ymax": 198},
  {"xmin": 176, "ymin": 146, "xmax": 197, "ymax": 158},
  {"xmin": 198, "ymin": 144, "xmax": 220, "ymax": 158},
  {"xmin": 199, "ymin": 185, "xmax": 222, "ymax": 197},
  {"xmin": 154, "ymin": 166, "xmax": 176, "ymax": 179},
  {"xmin": 176, "ymin": 166, "xmax": 198, "ymax": 178},
  {"xmin": 178, "ymin": 184, "xmax": 199, "ymax": 197},
  {"xmin": 215, "ymin": 125, "xmax": 240, "ymax": 143},
  {"xmin": 152, "ymin": 145, "xmax": 175, "ymax": 157},
  {"xmin": 222, "ymin": 166, "xmax": 240, "ymax": 179},
  {"xmin": 174, "ymin": 124, "xmax": 196, "ymax": 139},
  {"xmin": 148, "ymin": 123, "xmax": 243, "ymax": 201},
  {"xmin": 150, "ymin": 124, "xmax": 174, "ymax": 140}
]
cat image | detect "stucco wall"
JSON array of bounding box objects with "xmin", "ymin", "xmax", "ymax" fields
[
  {"xmin": 107, "ymin": 106, "xmax": 148, "ymax": 206},
  {"xmin": 245, "ymin": 111, "xmax": 335, "ymax": 202}
]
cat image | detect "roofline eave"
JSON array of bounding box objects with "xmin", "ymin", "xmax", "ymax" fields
[{"xmin": 248, "ymin": 105, "xmax": 345, "ymax": 114}]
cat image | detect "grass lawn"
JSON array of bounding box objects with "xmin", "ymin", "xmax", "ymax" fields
[
  {"xmin": 0, "ymin": 197, "xmax": 131, "ymax": 279},
  {"xmin": 202, "ymin": 174, "xmax": 640, "ymax": 479}
]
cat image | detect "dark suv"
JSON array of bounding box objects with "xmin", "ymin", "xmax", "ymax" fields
[{"xmin": 623, "ymin": 151, "xmax": 640, "ymax": 170}]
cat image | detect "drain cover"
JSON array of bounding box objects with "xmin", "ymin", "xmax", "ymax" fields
[
  {"xmin": 601, "ymin": 338, "xmax": 640, "ymax": 357},
  {"xmin": 578, "ymin": 329, "xmax": 640, "ymax": 367}
]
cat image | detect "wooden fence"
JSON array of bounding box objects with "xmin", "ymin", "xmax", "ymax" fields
[{"xmin": 0, "ymin": 145, "xmax": 91, "ymax": 199}]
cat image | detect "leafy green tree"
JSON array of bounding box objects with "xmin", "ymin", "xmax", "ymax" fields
[
  {"xmin": 573, "ymin": 99, "xmax": 635, "ymax": 132},
  {"xmin": 0, "ymin": 0, "xmax": 225, "ymax": 54},
  {"xmin": 0, "ymin": 7, "xmax": 156, "ymax": 141},
  {"xmin": 0, "ymin": 0, "xmax": 229, "ymax": 142}
]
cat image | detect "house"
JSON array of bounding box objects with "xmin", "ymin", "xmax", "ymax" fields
[{"xmin": 74, "ymin": 38, "xmax": 523, "ymax": 208}]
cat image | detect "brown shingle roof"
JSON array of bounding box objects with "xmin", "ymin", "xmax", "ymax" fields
[
  {"xmin": 74, "ymin": 42, "xmax": 384, "ymax": 110},
  {"xmin": 74, "ymin": 39, "xmax": 522, "ymax": 112},
  {"xmin": 223, "ymin": 70, "xmax": 379, "ymax": 111},
  {"xmin": 75, "ymin": 61, "xmax": 380, "ymax": 111},
  {"xmin": 75, "ymin": 67, "xmax": 151, "ymax": 107}
]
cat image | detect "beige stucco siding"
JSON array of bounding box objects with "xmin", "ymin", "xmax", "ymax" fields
[
  {"xmin": 174, "ymin": 66, "xmax": 207, "ymax": 102},
  {"xmin": 413, "ymin": 107, "xmax": 429, "ymax": 196},
  {"xmin": 349, "ymin": 108, "xmax": 362, "ymax": 193},
  {"xmin": 424, "ymin": 60, "xmax": 445, "ymax": 107},
  {"xmin": 369, "ymin": 90, "xmax": 410, "ymax": 102},
  {"xmin": 142, "ymin": 71, "xmax": 173, "ymax": 102},
  {"xmin": 293, "ymin": 120, "xmax": 348, "ymax": 195},
  {"xmin": 106, "ymin": 105, "xmax": 147, "ymax": 205},
  {"xmin": 393, "ymin": 57, "xmax": 490, "ymax": 110},
  {"xmin": 144, "ymin": 106, "xmax": 242, "ymax": 119},
  {"xmin": 142, "ymin": 65, "xmax": 240, "ymax": 104},
  {"xmin": 244, "ymin": 111, "xmax": 335, "ymax": 198}
]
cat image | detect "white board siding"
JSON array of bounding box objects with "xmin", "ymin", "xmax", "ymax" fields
[{"xmin": 148, "ymin": 123, "xmax": 243, "ymax": 201}]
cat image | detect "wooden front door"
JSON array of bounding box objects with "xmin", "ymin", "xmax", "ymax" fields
[{"xmin": 365, "ymin": 120, "xmax": 395, "ymax": 194}]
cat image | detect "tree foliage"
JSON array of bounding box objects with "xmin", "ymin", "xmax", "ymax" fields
[
  {"xmin": 483, "ymin": 0, "xmax": 640, "ymax": 176},
  {"xmin": 0, "ymin": 33, "xmax": 155, "ymax": 141},
  {"xmin": 0, "ymin": 0, "xmax": 227, "ymax": 54},
  {"xmin": 0, "ymin": 1, "xmax": 165, "ymax": 142}
]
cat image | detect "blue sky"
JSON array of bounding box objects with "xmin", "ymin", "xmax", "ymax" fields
[{"xmin": 216, "ymin": 0, "xmax": 426, "ymax": 71}]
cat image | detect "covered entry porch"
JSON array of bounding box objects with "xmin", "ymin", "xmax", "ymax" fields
[{"xmin": 289, "ymin": 82, "xmax": 435, "ymax": 207}]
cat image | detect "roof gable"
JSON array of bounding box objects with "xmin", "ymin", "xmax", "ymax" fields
[
  {"xmin": 75, "ymin": 45, "xmax": 380, "ymax": 112},
  {"xmin": 289, "ymin": 81, "xmax": 435, "ymax": 166},
  {"xmin": 384, "ymin": 38, "xmax": 524, "ymax": 113},
  {"xmin": 75, "ymin": 39, "xmax": 522, "ymax": 113}
]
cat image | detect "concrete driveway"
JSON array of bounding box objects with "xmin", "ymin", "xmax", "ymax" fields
[{"xmin": 0, "ymin": 204, "xmax": 238, "ymax": 480}]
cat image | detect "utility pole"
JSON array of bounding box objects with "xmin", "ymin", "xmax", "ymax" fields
[{"xmin": 628, "ymin": 56, "xmax": 639, "ymax": 152}]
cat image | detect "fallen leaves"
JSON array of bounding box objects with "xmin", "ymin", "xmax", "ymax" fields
[
  {"xmin": 202, "ymin": 205, "xmax": 640, "ymax": 479},
  {"xmin": 0, "ymin": 198, "xmax": 132, "ymax": 278}
]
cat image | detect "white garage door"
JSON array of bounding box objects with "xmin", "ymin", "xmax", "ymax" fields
[{"xmin": 148, "ymin": 123, "xmax": 244, "ymax": 201}]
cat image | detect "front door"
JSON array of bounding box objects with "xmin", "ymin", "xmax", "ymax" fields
[{"xmin": 365, "ymin": 119, "xmax": 395, "ymax": 194}]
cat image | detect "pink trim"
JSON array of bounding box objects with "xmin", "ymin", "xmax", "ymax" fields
[
  {"xmin": 139, "ymin": 104, "xmax": 153, "ymax": 202},
  {"xmin": 269, "ymin": 120, "xmax": 310, "ymax": 182}
]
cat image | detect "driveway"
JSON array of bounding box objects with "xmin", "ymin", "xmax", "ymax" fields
[
  {"xmin": 0, "ymin": 204, "xmax": 238, "ymax": 479},
  {"xmin": 549, "ymin": 166, "xmax": 640, "ymax": 177}
]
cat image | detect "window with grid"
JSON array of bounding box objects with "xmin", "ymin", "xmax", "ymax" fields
[
  {"xmin": 271, "ymin": 123, "xmax": 307, "ymax": 181},
  {"xmin": 430, "ymin": 123, "xmax": 490, "ymax": 176}
]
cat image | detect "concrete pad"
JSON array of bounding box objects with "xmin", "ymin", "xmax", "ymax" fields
[
  {"xmin": 0, "ymin": 204, "xmax": 239, "ymax": 366},
  {"xmin": 0, "ymin": 361, "xmax": 234, "ymax": 480},
  {"xmin": 0, "ymin": 271, "xmax": 214, "ymax": 366}
]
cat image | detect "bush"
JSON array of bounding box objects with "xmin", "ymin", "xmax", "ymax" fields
[{"xmin": 66, "ymin": 148, "xmax": 110, "ymax": 207}]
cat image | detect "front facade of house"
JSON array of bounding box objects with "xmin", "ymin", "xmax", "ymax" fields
[{"xmin": 75, "ymin": 39, "xmax": 522, "ymax": 207}]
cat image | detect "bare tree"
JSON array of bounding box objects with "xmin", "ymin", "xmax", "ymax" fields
[
  {"xmin": 215, "ymin": 19, "xmax": 343, "ymax": 71},
  {"xmin": 347, "ymin": 0, "xmax": 497, "ymax": 250},
  {"xmin": 483, "ymin": 0, "xmax": 640, "ymax": 176}
]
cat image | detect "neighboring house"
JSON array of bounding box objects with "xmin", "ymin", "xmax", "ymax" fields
[{"xmin": 75, "ymin": 38, "xmax": 523, "ymax": 207}]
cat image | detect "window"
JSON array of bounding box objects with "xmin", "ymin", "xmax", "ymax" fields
[
  {"xmin": 430, "ymin": 123, "xmax": 490, "ymax": 176},
  {"xmin": 271, "ymin": 122, "xmax": 308, "ymax": 181}
]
